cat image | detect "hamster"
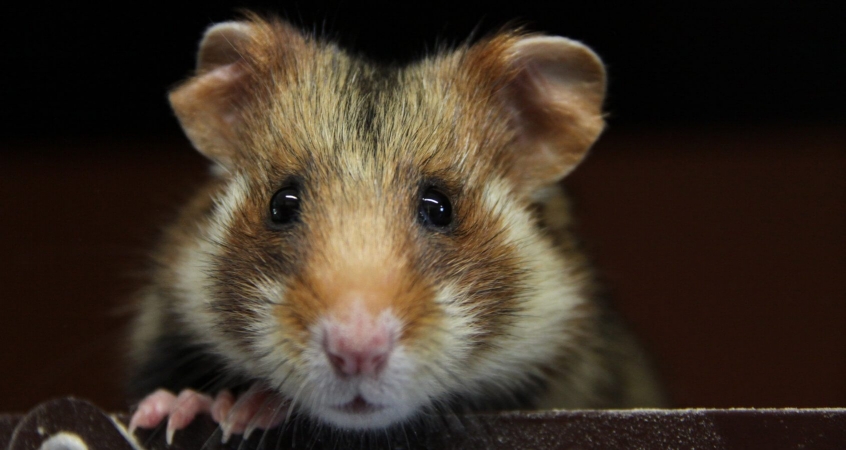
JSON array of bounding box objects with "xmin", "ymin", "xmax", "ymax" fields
[{"xmin": 127, "ymin": 12, "xmax": 666, "ymax": 446}]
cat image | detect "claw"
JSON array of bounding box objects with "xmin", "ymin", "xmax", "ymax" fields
[
  {"xmin": 129, "ymin": 389, "xmax": 177, "ymax": 435},
  {"xmin": 129, "ymin": 388, "xmax": 214, "ymax": 446},
  {"xmin": 218, "ymin": 383, "xmax": 289, "ymax": 443},
  {"xmin": 211, "ymin": 390, "xmax": 235, "ymax": 424},
  {"xmin": 165, "ymin": 390, "xmax": 213, "ymax": 445},
  {"xmin": 166, "ymin": 426, "xmax": 175, "ymax": 446}
]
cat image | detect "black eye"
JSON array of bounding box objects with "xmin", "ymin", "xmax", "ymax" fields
[
  {"xmin": 270, "ymin": 186, "xmax": 301, "ymax": 225},
  {"xmin": 418, "ymin": 188, "xmax": 452, "ymax": 228}
]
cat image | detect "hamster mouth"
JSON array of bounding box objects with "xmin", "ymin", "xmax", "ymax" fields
[{"xmin": 334, "ymin": 396, "xmax": 385, "ymax": 415}]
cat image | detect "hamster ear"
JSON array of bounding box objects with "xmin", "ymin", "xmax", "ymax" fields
[
  {"xmin": 168, "ymin": 21, "xmax": 256, "ymax": 169},
  {"xmin": 498, "ymin": 35, "xmax": 606, "ymax": 188}
]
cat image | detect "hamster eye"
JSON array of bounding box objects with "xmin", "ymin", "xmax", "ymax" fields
[
  {"xmin": 418, "ymin": 188, "xmax": 452, "ymax": 229},
  {"xmin": 270, "ymin": 186, "xmax": 301, "ymax": 225}
]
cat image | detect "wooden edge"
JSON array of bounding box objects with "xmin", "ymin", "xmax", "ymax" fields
[{"xmin": 3, "ymin": 398, "xmax": 845, "ymax": 449}]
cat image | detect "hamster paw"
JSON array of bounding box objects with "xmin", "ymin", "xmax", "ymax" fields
[
  {"xmin": 211, "ymin": 383, "xmax": 290, "ymax": 443},
  {"xmin": 129, "ymin": 384, "xmax": 290, "ymax": 445},
  {"xmin": 129, "ymin": 388, "xmax": 213, "ymax": 445}
]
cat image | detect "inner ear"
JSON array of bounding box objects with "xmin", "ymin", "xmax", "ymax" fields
[
  {"xmin": 500, "ymin": 35, "xmax": 607, "ymax": 189},
  {"xmin": 196, "ymin": 22, "xmax": 254, "ymax": 74}
]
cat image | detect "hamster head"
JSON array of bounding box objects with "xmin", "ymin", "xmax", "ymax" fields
[{"xmin": 167, "ymin": 15, "xmax": 606, "ymax": 431}]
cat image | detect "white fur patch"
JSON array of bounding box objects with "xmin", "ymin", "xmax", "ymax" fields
[
  {"xmin": 170, "ymin": 173, "xmax": 255, "ymax": 364},
  {"xmin": 465, "ymin": 177, "xmax": 586, "ymax": 389}
]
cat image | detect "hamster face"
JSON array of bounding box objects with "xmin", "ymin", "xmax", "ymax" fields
[{"xmin": 135, "ymin": 15, "xmax": 609, "ymax": 431}]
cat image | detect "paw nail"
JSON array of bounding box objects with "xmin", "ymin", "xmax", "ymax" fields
[
  {"xmin": 166, "ymin": 425, "xmax": 175, "ymax": 446},
  {"xmin": 244, "ymin": 423, "xmax": 256, "ymax": 440},
  {"xmin": 220, "ymin": 423, "xmax": 232, "ymax": 444}
]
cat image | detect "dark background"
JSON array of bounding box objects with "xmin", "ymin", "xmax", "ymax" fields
[
  {"xmin": 2, "ymin": 2, "xmax": 844, "ymax": 412},
  {"xmin": 4, "ymin": 2, "xmax": 844, "ymax": 139}
]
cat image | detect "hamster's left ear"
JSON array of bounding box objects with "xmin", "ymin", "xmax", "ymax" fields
[
  {"xmin": 487, "ymin": 34, "xmax": 607, "ymax": 189},
  {"xmin": 168, "ymin": 17, "xmax": 307, "ymax": 170},
  {"xmin": 168, "ymin": 22, "xmax": 256, "ymax": 170}
]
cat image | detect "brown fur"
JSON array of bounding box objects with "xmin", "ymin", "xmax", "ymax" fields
[{"xmin": 129, "ymin": 14, "xmax": 665, "ymax": 432}]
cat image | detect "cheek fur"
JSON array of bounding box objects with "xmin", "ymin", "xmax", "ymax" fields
[
  {"xmin": 465, "ymin": 177, "xmax": 590, "ymax": 386},
  {"xmin": 416, "ymin": 180, "xmax": 526, "ymax": 358}
]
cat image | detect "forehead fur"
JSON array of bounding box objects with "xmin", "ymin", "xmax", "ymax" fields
[{"xmin": 229, "ymin": 15, "xmax": 526, "ymax": 188}]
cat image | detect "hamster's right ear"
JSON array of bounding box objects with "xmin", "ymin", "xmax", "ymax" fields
[
  {"xmin": 169, "ymin": 21, "xmax": 256, "ymax": 169},
  {"xmin": 467, "ymin": 32, "xmax": 606, "ymax": 193}
]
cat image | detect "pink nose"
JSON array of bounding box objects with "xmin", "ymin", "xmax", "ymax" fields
[{"xmin": 323, "ymin": 317, "xmax": 397, "ymax": 377}]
